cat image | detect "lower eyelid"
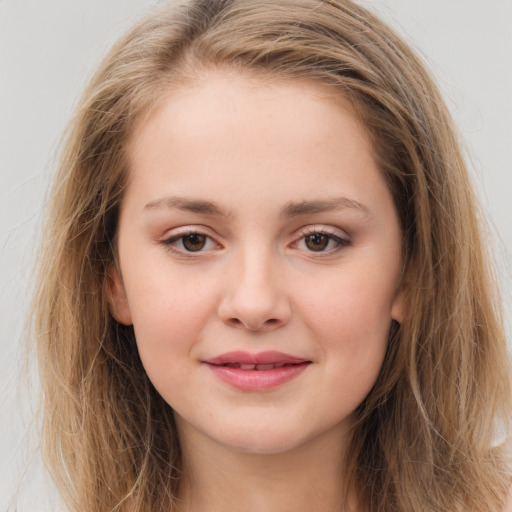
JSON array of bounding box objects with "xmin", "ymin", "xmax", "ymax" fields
[
  {"xmin": 295, "ymin": 228, "xmax": 351, "ymax": 251},
  {"xmin": 159, "ymin": 227, "xmax": 350, "ymax": 254},
  {"xmin": 160, "ymin": 231, "xmax": 217, "ymax": 251}
]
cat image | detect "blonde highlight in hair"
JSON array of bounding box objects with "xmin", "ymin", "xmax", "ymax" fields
[{"xmin": 33, "ymin": 1, "xmax": 511, "ymax": 510}]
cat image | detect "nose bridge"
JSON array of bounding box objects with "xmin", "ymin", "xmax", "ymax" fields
[
  {"xmin": 219, "ymin": 240, "xmax": 291, "ymax": 331},
  {"xmin": 239, "ymin": 240, "xmax": 272, "ymax": 287}
]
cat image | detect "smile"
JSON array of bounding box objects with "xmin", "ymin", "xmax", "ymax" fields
[
  {"xmin": 203, "ymin": 351, "xmax": 311, "ymax": 391},
  {"xmin": 220, "ymin": 362, "xmax": 298, "ymax": 370}
]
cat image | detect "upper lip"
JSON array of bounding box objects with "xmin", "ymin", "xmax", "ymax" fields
[{"xmin": 204, "ymin": 351, "xmax": 310, "ymax": 366}]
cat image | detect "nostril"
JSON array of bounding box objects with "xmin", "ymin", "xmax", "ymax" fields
[{"xmin": 225, "ymin": 316, "xmax": 282, "ymax": 331}]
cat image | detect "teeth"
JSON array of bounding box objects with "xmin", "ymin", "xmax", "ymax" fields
[
  {"xmin": 255, "ymin": 363, "xmax": 275, "ymax": 370},
  {"xmin": 222, "ymin": 362, "xmax": 301, "ymax": 370}
]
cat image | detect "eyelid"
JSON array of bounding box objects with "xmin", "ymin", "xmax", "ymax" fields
[
  {"xmin": 159, "ymin": 226, "xmax": 222, "ymax": 255},
  {"xmin": 158, "ymin": 224, "xmax": 351, "ymax": 257},
  {"xmin": 300, "ymin": 225, "xmax": 350, "ymax": 238},
  {"xmin": 291, "ymin": 225, "xmax": 351, "ymax": 253}
]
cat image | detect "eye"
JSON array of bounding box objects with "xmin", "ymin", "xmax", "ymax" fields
[
  {"xmin": 304, "ymin": 233, "xmax": 332, "ymax": 251},
  {"xmin": 161, "ymin": 230, "xmax": 218, "ymax": 254},
  {"xmin": 294, "ymin": 228, "xmax": 350, "ymax": 253},
  {"xmin": 180, "ymin": 233, "xmax": 208, "ymax": 252}
]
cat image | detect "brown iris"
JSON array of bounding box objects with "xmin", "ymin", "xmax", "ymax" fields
[
  {"xmin": 305, "ymin": 233, "xmax": 330, "ymax": 251},
  {"xmin": 182, "ymin": 233, "xmax": 207, "ymax": 251}
]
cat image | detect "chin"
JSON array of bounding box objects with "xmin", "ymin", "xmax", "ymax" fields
[
  {"xmin": 227, "ymin": 436, "xmax": 303, "ymax": 456},
  {"xmin": 211, "ymin": 423, "xmax": 320, "ymax": 456}
]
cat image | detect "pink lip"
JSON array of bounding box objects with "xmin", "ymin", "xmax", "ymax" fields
[
  {"xmin": 205, "ymin": 351, "xmax": 308, "ymax": 366},
  {"xmin": 203, "ymin": 351, "xmax": 311, "ymax": 391}
]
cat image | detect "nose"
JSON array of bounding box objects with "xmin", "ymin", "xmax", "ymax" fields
[{"xmin": 218, "ymin": 248, "xmax": 292, "ymax": 332}]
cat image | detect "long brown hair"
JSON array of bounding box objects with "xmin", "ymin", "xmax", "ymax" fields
[{"xmin": 33, "ymin": 1, "xmax": 511, "ymax": 510}]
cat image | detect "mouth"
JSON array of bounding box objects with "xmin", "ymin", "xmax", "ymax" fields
[
  {"xmin": 204, "ymin": 350, "xmax": 311, "ymax": 367},
  {"xmin": 215, "ymin": 362, "xmax": 305, "ymax": 370},
  {"xmin": 203, "ymin": 351, "xmax": 311, "ymax": 391}
]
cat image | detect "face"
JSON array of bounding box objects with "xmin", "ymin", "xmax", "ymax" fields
[{"xmin": 110, "ymin": 71, "xmax": 405, "ymax": 456}]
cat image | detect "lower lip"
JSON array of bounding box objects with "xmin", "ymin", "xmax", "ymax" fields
[{"xmin": 205, "ymin": 363, "xmax": 310, "ymax": 391}]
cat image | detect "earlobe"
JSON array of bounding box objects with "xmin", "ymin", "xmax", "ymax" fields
[
  {"xmin": 392, "ymin": 259, "xmax": 413, "ymax": 324},
  {"xmin": 391, "ymin": 286, "xmax": 406, "ymax": 324},
  {"xmin": 391, "ymin": 268, "xmax": 409, "ymax": 323},
  {"xmin": 106, "ymin": 265, "xmax": 133, "ymax": 325}
]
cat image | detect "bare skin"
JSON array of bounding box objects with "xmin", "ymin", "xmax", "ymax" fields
[
  {"xmin": 110, "ymin": 70, "xmax": 406, "ymax": 512},
  {"xmin": 176, "ymin": 419, "xmax": 356, "ymax": 512}
]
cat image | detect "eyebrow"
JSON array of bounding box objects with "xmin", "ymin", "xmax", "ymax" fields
[
  {"xmin": 144, "ymin": 196, "xmax": 230, "ymax": 216},
  {"xmin": 281, "ymin": 197, "xmax": 370, "ymax": 218},
  {"xmin": 144, "ymin": 195, "xmax": 369, "ymax": 218}
]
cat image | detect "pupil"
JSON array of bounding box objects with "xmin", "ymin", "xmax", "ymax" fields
[
  {"xmin": 183, "ymin": 234, "xmax": 206, "ymax": 251},
  {"xmin": 306, "ymin": 233, "xmax": 329, "ymax": 251}
]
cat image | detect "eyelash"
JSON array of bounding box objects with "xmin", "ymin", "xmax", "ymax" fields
[
  {"xmin": 161, "ymin": 229, "xmax": 219, "ymax": 255},
  {"xmin": 160, "ymin": 227, "xmax": 351, "ymax": 256},
  {"xmin": 294, "ymin": 227, "xmax": 351, "ymax": 254}
]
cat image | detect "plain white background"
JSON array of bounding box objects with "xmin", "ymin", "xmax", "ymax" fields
[{"xmin": 1, "ymin": 1, "xmax": 511, "ymax": 509}]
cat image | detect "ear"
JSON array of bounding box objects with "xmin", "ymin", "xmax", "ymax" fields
[
  {"xmin": 391, "ymin": 266, "xmax": 409, "ymax": 324},
  {"xmin": 391, "ymin": 284, "xmax": 406, "ymax": 324},
  {"xmin": 106, "ymin": 265, "xmax": 133, "ymax": 325}
]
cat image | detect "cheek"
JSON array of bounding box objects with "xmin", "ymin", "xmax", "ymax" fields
[
  {"xmin": 302, "ymin": 269, "xmax": 396, "ymax": 344},
  {"xmin": 298, "ymin": 267, "xmax": 395, "ymax": 390},
  {"xmin": 125, "ymin": 272, "xmax": 218, "ymax": 368}
]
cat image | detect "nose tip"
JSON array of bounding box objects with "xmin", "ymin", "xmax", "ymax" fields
[{"xmin": 218, "ymin": 273, "xmax": 292, "ymax": 332}]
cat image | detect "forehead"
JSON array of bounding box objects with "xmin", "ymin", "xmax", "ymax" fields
[
  {"xmin": 123, "ymin": 70, "xmax": 389, "ymax": 218},
  {"xmin": 129, "ymin": 70, "xmax": 370, "ymax": 155}
]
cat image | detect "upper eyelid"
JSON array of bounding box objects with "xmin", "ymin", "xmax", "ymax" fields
[
  {"xmin": 290, "ymin": 225, "xmax": 352, "ymax": 253},
  {"xmin": 159, "ymin": 226, "xmax": 221, "ymax": 250},
  {"xmin": 160, "ymin": 231, "xmax": 220, "ymax": 257},
  {"xmin": 295, "ymin": 224, "xmax": 350, "ymax": 239},
  {"xmin": 161, "ymin": 225, "xmax": 218, "ymax": 240},
  {"xmin": 158, "ymin": 224, "xmax": 351, "ymax": 246}
]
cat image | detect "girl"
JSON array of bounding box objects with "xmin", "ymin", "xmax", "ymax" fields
[{"xmin": 32, "ymin": 0, "xmax": 511, "ymax": 510}]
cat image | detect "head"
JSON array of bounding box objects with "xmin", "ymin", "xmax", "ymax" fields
[{"xmin": 35, "ymin": 1, "xmax": 510, "ymax": 511}]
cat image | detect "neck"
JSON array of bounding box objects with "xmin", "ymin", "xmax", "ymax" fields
[{"xmin": 175, "ymin": 424, "xmax": 358, "ymax": 512}]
